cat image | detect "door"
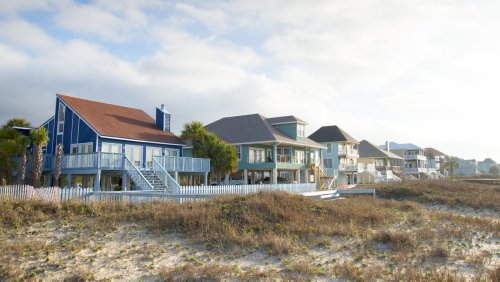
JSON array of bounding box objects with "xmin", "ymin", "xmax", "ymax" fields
[
  {"xmin": 146, "ymin": 147, "xmax": 162, "ymax": 169},
  {"xmin": 125, "ymin": 145, "xmax": 143, "ymax": 168}
]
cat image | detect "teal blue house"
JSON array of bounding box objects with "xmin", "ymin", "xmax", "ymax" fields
[{"xmin": 185, "ymin": 114, "xmax": 324, "ymax": 184}]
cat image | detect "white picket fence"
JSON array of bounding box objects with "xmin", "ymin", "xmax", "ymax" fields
[
  {"xmin": 0, "ymin": 183, "xmax": 317, "ymax": 203},
  {"xmin": 176, "ymin": 183, "xmax": 316, "ymax": 195},
  {"xmin": 0, "ymin": 185, "xmax": 93, "ymax": 202}
]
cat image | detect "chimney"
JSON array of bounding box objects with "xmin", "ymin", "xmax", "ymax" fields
[
  {"xmin": 156, "ymin": 105, "xmax": 171, "ymax": 132},
  {"xmin": 385, "ymin": 141, "xmax": 390, "ymax": 151}
]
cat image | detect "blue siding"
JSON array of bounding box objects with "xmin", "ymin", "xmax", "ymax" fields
[
  {"xmin": 273, "ymin": 123, "xmax": 298, "ymax": 140},
  {"xmin": 42, "ymin": 117, "xmax": 55, "ymax": 155}
]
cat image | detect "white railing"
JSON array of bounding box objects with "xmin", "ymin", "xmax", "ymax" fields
[
  {"xmin": 100, "ymin": 153, "xmax": 124, "ymax": 170},
  {"xmin": 155, "ymin": 156, "xmax": 210, "ymax": 173},
  {"xmin": 338, "ymin": 164, "xmax": 359, "ymax": 171},
  {"xmin": 177, "ymin": 183, "xmax": 316, "ymax": 195},
  {"xmin": 276, "ymin": 155, "xmax": 305, "ymax": 164},
  {"xmin": 124, "ymin": 156, "xmax": 153, "ymax": 190},
  {"xmin": 404, "ymin": 167, "xmax": 427, "ymax": 174},
  {"xmin": 62, "ymin": 153, "xmax": 99, "ymax": 169},
  {"xmin": 153, "ymin": 158, "xmax": 181, "ymax": 193},
  {"xmin": 0, "ymin": 185, "xmax": 93, "ymax": 202},
  {"xmin": 338, "ymin": 149, "xmax": 359, "ymax": 156}
]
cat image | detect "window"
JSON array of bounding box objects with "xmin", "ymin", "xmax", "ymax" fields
[
  {"xmin": 326, "ymin": 143, "xmax": 333, "ymax": 153},
  {"xmin": 125, "ymin": 145, "xmax": 143, "ymax": 167},
  {"xmin": 324, "ymin": 158, "xmax": 333, "ymax": 168},
  {"xmin": 297, "ymin": 124, "xmax": 305, "ymax": 137},
  {"xmin": 70, "ymin": 142, "xmax": 93, "ymax": 154},
  {"xmin": 295, "ymin": 150, "xmax": 305, "ymax": 164},
  {"xmin": 102, "ymin": 143, "xmax": 122, "ymax": 154},
  {"xmin": 235, "ymin": 146, "xmax": 241, "ymax": 160},
  {"xmin": 146, "ymin": 147, "xmax": 162, "ymax": 168},
  {"xmin": 165, "ymin": 148, "xmax": 179, "ymax": 157},
  {"xmin": 248, "ymin": 147, "xmax": 265, "ymax": 163},
  {"xmin": 57, "ymin": 104, "xmax": 65, "ymax": 135}
]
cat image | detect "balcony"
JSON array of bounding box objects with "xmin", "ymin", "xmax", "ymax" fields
[
  {"xmin": 404, "ymin": 167, "xmax": 428, "ymax": 174},
  {"xmin": 43, "ymin": 153, "xmax": 210, "ymax": 173},
  {"xmin": 338, "ymin": 148, "xmax": 359, "ymax": 157},
  {"xmin": 155, "ymin": 156, "xmax": 210, "ymax": 173},
  {"xmin": 338, "ymin": 164, "xmax": 359, "ymax": 172},
  {"xmin": 276, "ymin": 155, "xmax": 306, "ymax": 165},
  {"xmin": 404, "ymin": 154, "xmax": 427, "ymax": 161}
]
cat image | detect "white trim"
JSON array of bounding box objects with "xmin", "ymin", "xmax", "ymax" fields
[
  {"xmin": 185, "ymin": 140, "xmax": 325, "ymax": 150},
  {"xmin": 57, "ymin": 97, "xmax": 100, "ymax": 139},
  {"xmin": 270, "ymin": 121, "xmax": 307, "ymax": 125},
  {"xmin": 40, "ymin": 116, "xmax": 54, "ymax": 128},
  {"xmin": 100, "ymin": 135, "xmax": 185, "ymax": 146}
]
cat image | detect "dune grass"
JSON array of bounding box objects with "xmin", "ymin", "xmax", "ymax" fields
[
  {"xmin": 0, "ymin": 190, "xmax": 498, "ymax": 281},
  {"xmin": 375, "ymin": 180, "xmax": 500, "ymax": 210}
]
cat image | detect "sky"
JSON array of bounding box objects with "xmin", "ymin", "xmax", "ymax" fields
[{"xmin": 0, "ymin": 0, "xmax": 499, "ymax": 162}]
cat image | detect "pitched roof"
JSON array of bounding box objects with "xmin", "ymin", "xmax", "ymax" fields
[
  {"xmin": 384, "ymin": 142, "xmax": 421, "ymax": 151},
  {"xmin": 57, "ymin": 94, "xmax": 185, "ymax": 145},
  {"xmin": 267, "ymin": 116, "xmax": 307, "ymax": 125},
  {"xmin": 424, "ymin": 147, "xmax": 447, "ymax": 157},
  {"xmin": 204, "ymin": 114, "xmax": 324, "ymax": 148},
  {"xmin": 359, "ymin": 140, "xmax": 403, "ymax": 159},
  {"xmin": 308, "ymin": 125, "xmax": 358, "ymax": 143}
]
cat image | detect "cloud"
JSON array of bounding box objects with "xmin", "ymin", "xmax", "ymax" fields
[{"xmin": 0, "ymin": 0, "xmax": 499, "ymax": 162}]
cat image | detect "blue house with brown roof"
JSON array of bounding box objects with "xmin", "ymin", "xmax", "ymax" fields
[
  {"xmin": 40, "ymin": 94, "xmax": 209, "ymax": 191},
  {"xmin": 187, "ymin": 114, "xmax": 324, "ymax": 184}
]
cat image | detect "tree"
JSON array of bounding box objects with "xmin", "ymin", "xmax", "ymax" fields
[
  {"xmin": 30, "ymin": 127, "xmax": 49, "ymax": 187},
  {"xmin": 16, "ymin": 135, "xmax": 31, "ymax": 184},
  {"xmin": 0, "ymin": 127, "xmax": 22, "ymax": 184},
  {"xmin": 54, "ymin": 143, "xmax": 63, "ymax": 187},
  {"xmin": 489, "ymin": 165, "xmax": 499, "ymax": 176},
  {"xmin": 2, "ymin": 117, "xmax": 31, "ymax": 129},
  {"xmin": 181, "ymin": 122, "xmax": 239, "ymax": 182},
  {"xmin": 442, "ymin": 156, "xmax": 459, "ymax": 177}
]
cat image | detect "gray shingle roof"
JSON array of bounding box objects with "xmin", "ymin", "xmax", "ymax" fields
[
  {"xmin": 383, "ymin": 142, "xmax": 422, "ymax": 151},
  {"xmin": 359, "ymin": 140, "xmax": 403, "ymax": 159},
  {"xmin": 204, "ymin": 114, "xmax": 324, "ymax": 148},
  {"xmin": 308, "ymin": 125, "xmax": 358, "ymax": 143},
  {"xmin": 267, "ymin": 116, "xmax": 306, "ymax": 125},
  {"xmin": 424, "ymin": 147, "xmax": 447, "ymax": 157}
]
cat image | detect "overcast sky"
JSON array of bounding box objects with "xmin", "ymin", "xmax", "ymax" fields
[{"xmin": 1, "ymin": 0, "xmax": 499, "ymax": 162}]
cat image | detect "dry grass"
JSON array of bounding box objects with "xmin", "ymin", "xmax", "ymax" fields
[
  {"xmin": 375, "ymin": 180, "xmax": 500, "ymax": 210},
  {"xmin": 0, "ymin": 190, "xmax": 498, "ymax": 281}
]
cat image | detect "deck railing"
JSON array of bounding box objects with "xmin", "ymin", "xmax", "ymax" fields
[
  {"xmin": 124, "ymin": 156, "xmax": 153, "ymax": 190},
  {"xmin": 153, "ymin": 158, "xmax": 181, "ymax": 193},
  {"xmin": 100, "ymin": 153, "xmax": 124, "ymax": 170},
  {"xmin": 177, "ymin": 183, "xmax": 316, "ymax": 195},
  {"xmin": 155, "ymin": 156, "xmax": 210, "ymax": 173},
  {"xmin": 62, "ymin": 153, "xmax": 99, "ymax": 169}
]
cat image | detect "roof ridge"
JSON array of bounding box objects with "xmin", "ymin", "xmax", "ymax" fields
[{"xmin": 57, "ymin": 94, "xmax": 147, "ymax": 113}]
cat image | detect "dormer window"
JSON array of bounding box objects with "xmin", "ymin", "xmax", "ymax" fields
[
  {"xmin": 297, "ymin": 124, "xmax": 305, "ymax": 137},
  {"xmin": 57, "ymin": 103, "xmax": 65, "ymax": 135}
]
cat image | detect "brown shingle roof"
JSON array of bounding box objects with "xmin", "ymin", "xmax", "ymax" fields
[{"xmin": 58, "ymin": 94, "xmax": 185, "ymax": 145}]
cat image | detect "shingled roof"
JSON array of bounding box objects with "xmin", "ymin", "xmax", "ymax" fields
[
  {"xmin": 267, "ymin": 116, "xmax": 307, "ymax": 125},
  {"xmin": 424, "ymin": 147, "xmax": 447, "ymax": 157},
  {"xmin": 308, "ymin": 125, "xmax": 358, "ymax": 143},
  {"xmin": 204, "ymin": 114, "xmax": 324, "ymax": 148},
  {"xmin": 57, "ymin": 94, "xmax": 185, "ymax": 145},
  {"xmin": 359, "ymin": 140, "xmax": 403, "ymax": 159}
]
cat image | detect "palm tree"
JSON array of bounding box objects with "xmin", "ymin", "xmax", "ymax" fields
[
  {"xmin": 54, "ymin": 143, "xmax": 63, "ymax": 187},
  {"xmin": 16, "ymin": 135, "xmax": 31, "ymax": 184},
  {"xmin": 30, "ymin": 127, "xmax": 49, "ymax": 187},
  {"xmin": 442, "ymin": 156, "xmax": 459, "ymax": 177},
  {"xmin": 2, "ymin": 118, "xmax": 31, "ymax": 129}
]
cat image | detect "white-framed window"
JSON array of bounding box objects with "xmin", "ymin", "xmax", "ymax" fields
[
  {"xmin": 165, "ymin": 148, "xmax": 179, "ymax": 157},
  {"xmin": 295, "ymin": 150, "xmax": 305, "ymax": 164},
  {"xmin": 324, "ymin": 158, "xmax": 333, "ymax": 168},
  {"xmin": 57, "ymin": 104, "xmax": 65, "ymax": 135},
  {"xmin": 102, "ymin": 143, "xmax": 122, "ymax": 154},
  {"xmin": 146, "ymin": 147, "xmax": 162, "ymax": 168},
  {"xmin": 125, "ymin": 145, "xmax": 143, "ymax": 167},
  {"xmin": 248, "ymin": 147, "xmax": 265, "ymax": 163},
  {"xmin": 326, "ymin": 143, "xmax": 333, "ymax": 153},
  {"xmin": 297, "ymin": 124, "xmax": 305, "ymax": 137},
  {"xmin": 235, "ymin": 146, "xmax": 241, "ymax": 160},
  {"xmin": 70, "ymin": 142, "xmax": 93, "ymax": 154}
]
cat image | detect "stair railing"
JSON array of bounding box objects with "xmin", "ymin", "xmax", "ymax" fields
[
  {"xmin": 153, "ymin": 158, "xmax": 181, "ymax": 193},
  {"xmin": 124, "ymin": 156, "xmax": 153, "ymax": 190}
]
